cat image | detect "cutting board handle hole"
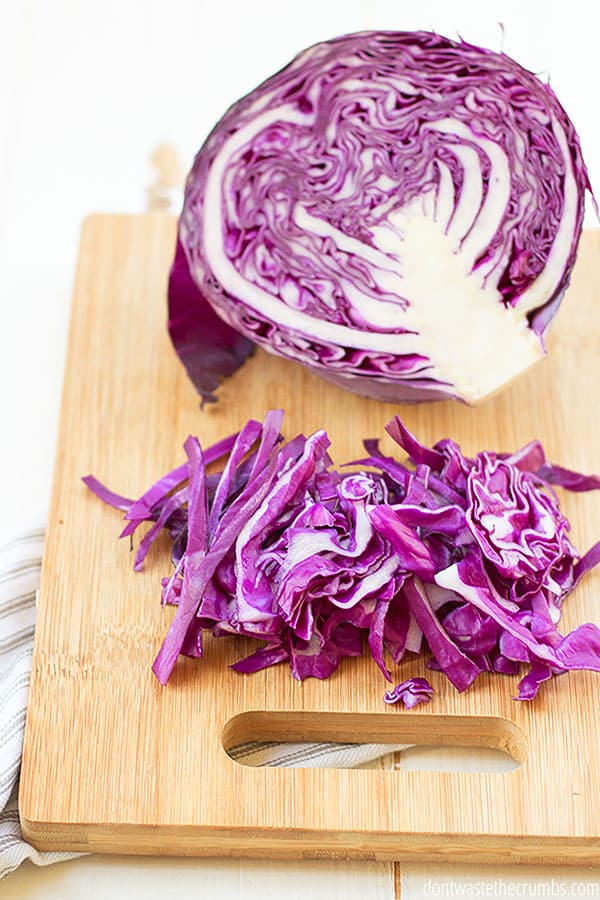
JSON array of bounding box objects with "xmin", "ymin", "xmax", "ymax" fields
[{"xmin": 222, "ymin": 711, "xmax": 527, "ymax": 769}]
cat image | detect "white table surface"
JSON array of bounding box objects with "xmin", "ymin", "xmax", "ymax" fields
[{"xmin": 2, "ymin": 0, "xmax": 600, "ymax": 895}]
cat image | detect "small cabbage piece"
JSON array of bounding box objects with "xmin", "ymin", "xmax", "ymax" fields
[
  {"xmin": 172, "ymin": 31, "xmax": 591, "ymax": 405},
  {"xmin": 384, "ymin": 677, "xmax": 434, "ymax": 708},
  {"xmin": 168, "ymin": 239, "xmax": 254, "ymax": 404},
  {"xmin": 85, "ymin": 412, "xmax": 600, "ymax": 703}
]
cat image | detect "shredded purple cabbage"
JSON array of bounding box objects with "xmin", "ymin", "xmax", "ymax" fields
[{"xmin": 84, "ymin": 414, "xmax": 600, "ymax": 702}]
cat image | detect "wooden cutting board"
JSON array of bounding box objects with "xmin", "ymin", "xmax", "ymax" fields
[{"xmin": 19, "ymin": 215, "xmax": 600, "ymax": 863}]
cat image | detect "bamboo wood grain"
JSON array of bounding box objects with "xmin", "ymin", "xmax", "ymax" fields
[{"xmin": 19, "ymin": 215, "xmax": 600, "ymax": 863}]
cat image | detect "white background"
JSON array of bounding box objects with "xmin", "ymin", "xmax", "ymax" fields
[{"xmin": 2, "ymin": 0, "xmax": 600, "ymax": 896}]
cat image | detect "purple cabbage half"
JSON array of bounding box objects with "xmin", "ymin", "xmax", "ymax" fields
[
  {"xmin": 170, "ymin": 30, "xmax": 591, "ymax": 405},
  {"xmin": 84, "ymin": 414, "xmax": 600, "ymax": 702}
]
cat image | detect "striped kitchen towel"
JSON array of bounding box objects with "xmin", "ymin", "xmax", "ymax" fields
[
  {"xmin": 0, "ymin": 526, "xmax": 82, "ymax": 879},
  {"xmin": 0, "ymin": 526, "xmax": 409, "ymax": 880}
]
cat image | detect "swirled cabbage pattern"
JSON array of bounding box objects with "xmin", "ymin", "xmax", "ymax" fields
[{"xmin": 176, "ymin": 31, "xmax": 590, "ymax": 404}]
